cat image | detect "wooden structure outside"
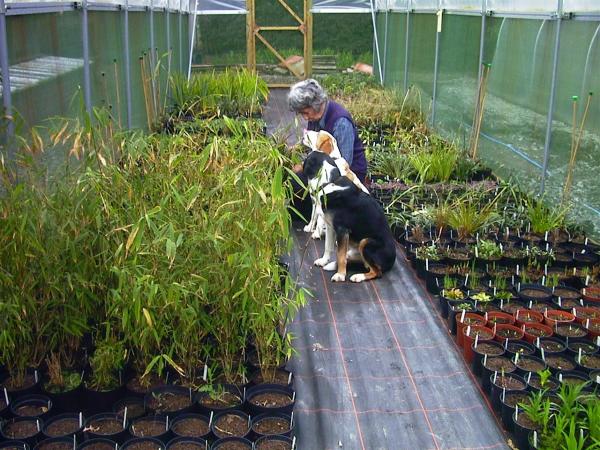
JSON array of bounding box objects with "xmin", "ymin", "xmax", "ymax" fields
[{"xmin": 246, "ymin": 0, "xmax": 312, "ymax": 87}]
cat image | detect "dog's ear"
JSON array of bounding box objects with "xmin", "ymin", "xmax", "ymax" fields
[{"xmin": 317, "ymin": 132, "xmax": 334, "ymax": 155}]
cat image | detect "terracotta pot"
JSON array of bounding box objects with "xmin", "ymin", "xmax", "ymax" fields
[
  {"xmin": 584, "ymin": 318, "xmax": 600, "ymax": 341},
  {"xmin": 522, "ymin": 322, "xmax": 553, "ymax": 344},
  {"xmin": 486, "ymin": 311, "xmax": 515, "ymax": 326},
  {"xmin": 514, "ymin": 309, "xmax": 543, "ymax": 326},
  {"xmin": 456, "ymin": 313, "xmax": 487, "ymax": 348},
  {"xmin": 493, "ymin": 324, "xmax": 525, "ymax": 345},
  {"xmin": 543, "ymin": 309, "xmax": 575, "ymax": 328},
  {"xmin": 463, "ymin": 325, "xmax": 495, "ymax": 364},
  {"xmin": 582, "ymin": 285, "xmax": 600, "ymax": 303},
  {"xmin": 573, "ymin": 306, "xmax": 600, "ymax": 325}
]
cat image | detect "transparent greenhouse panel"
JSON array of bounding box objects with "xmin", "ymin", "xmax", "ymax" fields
[
  {"xmin": 563, "ymin": 0, "xmax": 600, "ymax": 13},
  {"xmin": 88, "ymin": 11, "xmax": 127, "ymax": 127},
  {"xmin": 6, "ymin": 11, "xmax": 84, "ymax": 126},
  {"xmin": 196, "ymin": 0, "xmax": 246, "ymax": 14},
  {"xmin": 407, "ymin": 13, "xmax": 436, "ymax": 111},
  {"xmin": 434, "ymin": 14, "xmax": 481, "ymax": 149},
  {"xmin": 410, "ymin": 0, "xmax": 439, "ymax": 11},
  {"xmin": 312, "ymin": 0, "xmax": 371, "ymax": 13},
  {"xmin": 385, "ymin": 0, "xmax": 408, "ymax": 11},
  {"xmin": 381, "ymin": 12, "xmax": 406, "ymax": 89},
  {"xmin": 475, "ymin": 17, "xmax": 553, "ymax": 194},
  {"xmin": 485, "ymin": 0, "xmax": 558, "ymax": 14},
  {"xmin": 546, "ymin": 20, "xmax": 600, "ymax": 235},
  {"xmin": 440, "ymin": 0, "xmax": 483, "ymax": 11}
]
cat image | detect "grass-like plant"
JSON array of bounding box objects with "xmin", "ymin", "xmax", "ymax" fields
[{"xmin": 526, "ymin": 198, "xmax": 568, "ymax": 234}]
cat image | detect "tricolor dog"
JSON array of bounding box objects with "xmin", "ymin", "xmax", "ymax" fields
[
  {"xmin": 302, "ymin": 130, "xmax": 369, "ymax": 239},
  {"xmin": 303, "ymin": 152, "xmax": 396, "ymax": 282}
]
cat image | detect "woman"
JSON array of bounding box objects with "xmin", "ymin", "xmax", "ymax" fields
[{"xmin": 288, "ymin": 78, "xmax": 368, "ymax": 182}]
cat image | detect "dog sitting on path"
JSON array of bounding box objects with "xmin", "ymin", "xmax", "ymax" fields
[
  {"xmin": 302, "ymin": 152, "xmax": 396, "ymax": 282},
  {"xmin": 302, "ymin": 130, "xmax": 369, "ymax": 239}
]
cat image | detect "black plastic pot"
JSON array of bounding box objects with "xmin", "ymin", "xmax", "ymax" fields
[
  {"xmin": 250, "ymin": 412, "xmax": 292, "ymax": 440},
  {"xmin": 481, "ymin": 356, "xmax": 516, "ymax": 395},
  {"xmin": 500, "ymin": 389, "xmax": 529, "ymax": 433},
  {"xmin": 210, "ymin": 410, "xmax": 251, "ymax": 440},
  {"xmin": 524, "ymin": 372, "xmax": 560, "ymax": 393},
  {"xmin": 144, "ymin": 385, "xmax": 197, "ymax": 418},
  {"xmin": 447, "ymin": 300, "xmax": 475, "ymax": 335},
  {"xmin": 210, "ymin": 437, "xmax": 252, "ymax": 450},
  {"xmin": 10, "ymin": 395, "xmax": 52, "ymax": 420},
  {"xmin": 244, "ymin": 384, "xmax": 295, "ymax": 416},
  {"xmin": 471, "ymin": 341, "xmax": 505, "ymax": 377},
  {"xmin": 166, "ymin": 436, "xmax": 207, "ymax": 450},
  {"xmin": 534, "ymin": 337, "xmax": 567, "ymax": 358},
  {"xmin": 195, "ymin": 384, "xmax": 243, "ymax": 416},
  {"xmin": 513, "ymin": 355, "xmax": 547, "ymax": 378},
  {"xmin": 1, "ymin": 370, "xmax": 42, "ymax": 397},
  {"xmin": 0, "ymin": 417, "xmax": 44, "ymax": 447},
  {"xmin": 169, "ymin": 413, "xmax": 211, "ymax": 441},
  {"xmin": 512, "ymin": 410, "xmax": 539, "ymax": 450},
  {"xmin": 254, "ymin": 435, "xmax": 293, "ymax": 450},
  {"xmin": 112, "ymin": 396, "xmax": 146, "ymax": 421},
  {"xmin": 42, "ymin": 413, "xmax": 84, "ymax": 440},
  {"xmin": 489, "ymin": 373, "xmax": 526, "ymax": 413},
  {"xmin": 0, "ymin": 441, "xmax": 29, "ymax": 450},
  {"xmin": 517, "ymin": 284, "xmax": 553, "ymax": 304},
  {"xmin": 555, "ymin": 370, "xmax": 593, "ymax": 390},
  {"xmin": 504, "ymin": 340, "xmax": 535, "ymax": 359},
  {"xmin": 41, "ymin": 373, "xmax": 83, "ymax": 414},
  {"xmin": 247, "ymin": 368, "xmax": 293, "ymax": 388},
  {"xmin": 33, "ymin": 436, "xmax": 74, "ymax": 450},
  {"xmin": 76, "ymin": 438, "xmax": 117, "ymax": 450},
  {"xmin": 82, "ymin": 379, "xmax": 125, "ymax": 416},
  {"xmin": 84, "ymin": 413, "xmax": 129, "ymax": 445},
  {"xmin": 121, "ymin": 437, "xmax": 165, "ymax": 450},
  {"xmin": 129, "ymin": 415, "xmax": 172, "ymax": 444}
]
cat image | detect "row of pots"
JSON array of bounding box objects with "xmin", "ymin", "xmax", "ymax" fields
[
  {"xmin": 0, "ymin": 434, "xmax": 294, "ymax": 450},
  {"xmin": 0, "ymin": 383, "xmax": 295, "ymax": 446},
  {"xmin": 0, "ymin": 365, "xmax": 293, "ymax": 416},
  {"xmin": 1, "ymin": 408, "xmax": 294, "ymax": 448}
]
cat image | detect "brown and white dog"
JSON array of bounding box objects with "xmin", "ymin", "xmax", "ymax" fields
[{"xmin": 302, "ymin": 130, "xmax": 369, "ymax": 239}]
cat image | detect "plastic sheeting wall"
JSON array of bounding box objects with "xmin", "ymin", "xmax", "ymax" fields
[
  {"xmin": 378, "ymin": 10, "xmax": 600, "ymax": 236},
  {"xmin": 2, "ymin": 9, "xmax": 190, "ymax": 132}
]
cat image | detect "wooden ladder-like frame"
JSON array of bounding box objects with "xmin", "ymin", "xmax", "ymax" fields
[{"xmin": 246, "ymin": 0, "xmax": 312, "ymax": 87}]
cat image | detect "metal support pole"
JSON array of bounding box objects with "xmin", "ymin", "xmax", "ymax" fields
[
  {"xmin": 149, "ymin": 0, "xmax": 156, "ymax": 113},
  {"xmin": 404, "ymin": 3, "xmax": 411, "ymax": 94},
  {"xmin": 187, "ymin": 0, "xmax": 198, "ymax": 80},
  {"xmin": 370, "ymin": 0, "xmax": 383, "ymax": 85},
  {"xmin": 540, "ymin": 2, "xmax": 563, "ymax": 196},
  {"xmin": 178, "ymin": 0, "xmax": 182, "ymax": 72},
  {"xmin": 478, "ymin": 0, "xmax": 486, "ymax": 86},
  {"xmin": 0, "ymin": 0, "xmax": 14, "ymax": 141},
  {"xmin": 383, "ymin": 3, "xmax": 389, "ymax": 84},
  {"xmin": 431, "ymin": 7, "xmax": 442, "ymax": 126},
  {"xmin": 82, "ymin": 0, "xmax": 92, "ymax": 115},
  {"xmin": 165, "ymin": 6, "xmax": 170, "ymax": 105},
  {"xmin": 124, "ymin": 0, "xmax": 132, "ymax": 128}
]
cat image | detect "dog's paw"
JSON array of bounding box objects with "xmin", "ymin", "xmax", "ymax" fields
[
  {"xmin": 314, "ymin": 257, "xmax": 331, "ymax": 267},
  {"xmin": 331, "ymin": 272, "xmax": 346, "ymax": 282},
  {"xmin": 303, "ymin": 224, "xmax": 313, "ymax": 233},
  {"xmin": 311, "ymin": 230, "xmax": 323, "ymax": 240},
  {"xmin": 350, "ymin": 273, "xmax": 368, "ymax": 283},
  {"xmin": 322, "ymin": 260, "xmax": 338, "ymax": 272}
]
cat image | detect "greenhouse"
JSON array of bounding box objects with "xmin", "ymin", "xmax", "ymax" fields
[{"xmin": 1, "ymin": 0, "xmax": 600, "ymax": 449}]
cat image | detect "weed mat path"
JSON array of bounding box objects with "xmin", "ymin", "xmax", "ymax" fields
[{"xmin": 285, "ymin": 229, "xmax": 511, "ymax": 450}]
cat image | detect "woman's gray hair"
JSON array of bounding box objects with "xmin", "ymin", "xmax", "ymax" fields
[{"xmin": 287, "ymin": 78, "xmax": 328, "ymax": 112}]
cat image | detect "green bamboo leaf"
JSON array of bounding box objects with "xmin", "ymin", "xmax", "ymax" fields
[{"xmin": 166, "ymin": 238, "xmax": 177, "ymax": 262}]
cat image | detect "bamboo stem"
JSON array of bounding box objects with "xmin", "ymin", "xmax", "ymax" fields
[
  {"xmin": 563, "ymin": 92, "xmax": 593, "ymax": 204},
  {"xmin": 471, "ymin": 63, "xmax": 491, "ymax": 159},
  {"xmin": 140, "ymin": 56, "xmax": 152, "ymax": 130},
  {"xmin": 113, "ymin": 59, "xmax": 122, "ymax": 129},
  {"xmin": 562, "ymin": 96, "xmax": 579, "ymax": 204}
]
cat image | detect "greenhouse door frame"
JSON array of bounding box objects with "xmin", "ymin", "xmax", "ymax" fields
[{"xmin": 246, "ymin": 0, "xmax": 312, "ymax": 87}]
